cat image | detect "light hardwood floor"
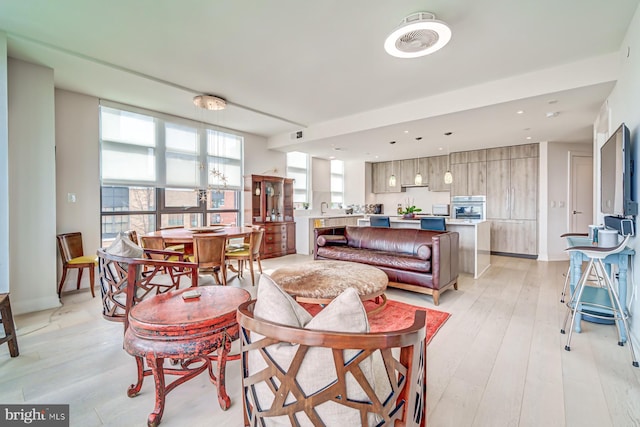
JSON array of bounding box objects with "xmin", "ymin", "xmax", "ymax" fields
[{"xmin": 1, "ymin": 255, "xmax": 640, "ymax": 426}]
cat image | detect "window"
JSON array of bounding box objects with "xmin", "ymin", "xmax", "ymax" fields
[
  {"xmin": 99, "ymin": 104, "xmax": 243, "ymax": 245},
  {"xmin": 286, "ymin": 151, "xmax": 309, "ymax": 209},
  {"xmin": 330, "ymin": 160, "xmax": 344, "ymax": 209}
]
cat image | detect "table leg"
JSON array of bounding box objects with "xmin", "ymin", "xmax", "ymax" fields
[
  {"xmin": 146, "ymin": 354, "xmax": 166, "ymax": 427},
  {"xmin": 128, "ymin": 356, "xmax": 146, "ymax": 397},
  {"xmin": 210, "ymin": 333, "xmax": 232, "ymax": 410}
]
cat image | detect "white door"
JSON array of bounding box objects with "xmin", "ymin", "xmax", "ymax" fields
[{"xmin": 569, "ymin": 154, "xmax": 593, "ymax": 232}]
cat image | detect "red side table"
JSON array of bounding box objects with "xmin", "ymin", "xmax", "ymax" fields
[{"xmin": 124, "ymin": 286, "xmax": 250, "ymax": 427}]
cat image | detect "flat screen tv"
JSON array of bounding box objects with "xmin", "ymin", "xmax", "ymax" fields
[{"xmin": 600, "ymin": 123, "xmax": 637, "ymax": 216}]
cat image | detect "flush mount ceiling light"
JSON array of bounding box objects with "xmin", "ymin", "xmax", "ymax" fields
[
  {"xmin": 384, "ymin": 12, "xmax": 452, "ymax": 58},
  {"xmin": 193, "ymin": 94, "xmax": 227, "ymax": 111}
]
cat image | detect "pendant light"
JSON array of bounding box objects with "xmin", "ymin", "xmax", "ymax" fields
[
  {"xmin": 414, "ymin": 157, "xmax": 423, "ymax": 186},
  {"xmin": 389, "ymin": 160, "xmax": 397, "ymax": 187},
  {"xmin": 443, "ymin": 132, "xmax": 453, "ymax": 184}
]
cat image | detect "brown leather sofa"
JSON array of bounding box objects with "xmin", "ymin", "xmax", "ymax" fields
[{"xmin": 314, "ymin": 226, "xmax": 459, "ymax": 305}]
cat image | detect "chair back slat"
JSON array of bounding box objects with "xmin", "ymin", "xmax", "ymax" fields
[
  {"xmin": 57, "ymin": 232, "xmax": 85, "ymax": 262},
  {"xmin": 97, "ymin": 248, "xmax": 198, "ymax": 331}
]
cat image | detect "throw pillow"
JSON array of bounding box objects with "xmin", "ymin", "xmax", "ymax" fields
[
  {"xmin": 316, "ymin": 235, "xmax": 348, "ymax": 247},
  {"xmin": 106, "ymin": 232, "xmax": 144, "ymax": 258},
  {"xmin": 250, "ymin": 274, "xmax": 375, "ymax": 426}
]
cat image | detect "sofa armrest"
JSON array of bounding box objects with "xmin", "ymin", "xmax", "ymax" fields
[
  {"xmin": 431, "ymin": 232, "xmax": 459, "ymax": 289},
  {"xmin": 314, "ymin": 226, "xmax": 347, "ymax": 259}
]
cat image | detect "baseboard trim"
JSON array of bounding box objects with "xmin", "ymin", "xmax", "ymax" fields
[{"xmin": 490, "ymin": 251, "xmax": 538, "ymax": 260}]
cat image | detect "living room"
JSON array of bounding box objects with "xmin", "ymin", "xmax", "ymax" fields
[{"xmin": 2, "ymin": 1, "xmax": 640, "ymax": 426}]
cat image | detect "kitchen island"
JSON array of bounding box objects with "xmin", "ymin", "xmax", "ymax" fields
[
  {"xmin": 294, "ymin": 214, "xmax": 365, "ymax": 255},
  {"xmin": 356, "ymin": 216, "xmax": 491, "ymax": 279}
]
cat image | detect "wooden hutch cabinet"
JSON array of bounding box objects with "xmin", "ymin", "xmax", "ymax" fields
[{"xmin": 251, "ymin": 175, "xmax": 296, "ymax": 259}]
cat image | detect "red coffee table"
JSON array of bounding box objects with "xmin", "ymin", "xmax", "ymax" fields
[{"xmin": 124, "ymin": 286, "xmax": 250, "ymax": 427}]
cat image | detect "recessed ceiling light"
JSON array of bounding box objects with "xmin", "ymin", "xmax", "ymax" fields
[
  {"xmin": 526, "ymin": 136, "xmax": 532, "ymax": 140},
  {"xmin": 384, "ymin": 12, "xmax": 452, "ymax": 58},
  {"xmin": 404, "ymin": 130, "xmax": 409, "ymax": 134},
  {"xmin": 524, "ymin": 127, "xmax": 531, "ymax": 131},
  {"xmin": 516, "ymin": 110, "xmax": 525, "ymax": 114},
  {"xmin": 548, "ymin": 99, "xmax": 558, "ymax": 104},
  {"xmin": 389, "ymin": 141, "xmax": 396, "ymax": 145},
  {"xmin": 329, "ymin": 156, "xmax": 336, "ymax": 160},
  {"xmin": 438, "ymin": 147, "xmax": 444, "ymax": 151},
  {"xmin": 546, "ymin": 111, "xmax": 559, "ymax": 118},
  {"xmin": 333, "ymin": 147, "xmax": 343, "ymax": 151},
  {"xmin": 415, "ymin": 137, "xmax": 423, "ymax": 141},
  {"xmin": 444, "ymin": 132, "xmax": 453, "ymax": 136}
]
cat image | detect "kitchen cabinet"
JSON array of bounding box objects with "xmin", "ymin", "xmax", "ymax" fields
[
  {"xmin": 485, "ymin": 143, "xmax": 538, "ymax": 255},
  {"xmin": 427, "ymin": 155, "xmax": 451, "ymax": 192},
  {"xmin": 400, "ymin": 158, "xmax": 429, "ymax": 186},
  {"xmin": 468, "ymin": 161, "xmax": 487, "ymax": 196},
  {"xmin": 251, "ymin": 174, "xmax": 296, "ymax": 258},
  {"xmin": 371, "ymin": 161, "xmax": 402, "ymax": 193},
  {"xmin": 450, "ymin": 163, "xmax": 469, "ymax": 196},
  {"xmin": 371, "ymin": 162, "xmax": 387, "ymax": 193},
  {"xmin": 489, "ymin": 219, "xmax": 537, "ymax": 255},
  {"xmin": 450, "ymin": 149, "xmax": 486, "ymax": 164},
  {"xmin": 450, "ymin": 160, "xmax": 486, "ymax": 197},
  {"xmin": 400, "ymin": 159, "xmax": 416, "ymax": 186}
]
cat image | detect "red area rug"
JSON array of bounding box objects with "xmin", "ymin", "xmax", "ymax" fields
[{"xmin": 303, "ymin": 299, "xmax": 450, "ymax": 345}]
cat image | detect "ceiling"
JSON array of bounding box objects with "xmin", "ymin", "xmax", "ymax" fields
[{"xmin": 1, "ymin": 0, "xmax": 638, "ymax": 161}]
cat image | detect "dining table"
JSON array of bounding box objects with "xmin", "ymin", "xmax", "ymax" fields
[
  {"xmin": 145, "ymin": 226, "xmax": 255, "ymax": 254},
  {"xmin": 145, "ymin": 226, "xmax": 256, "ymax": 279}
]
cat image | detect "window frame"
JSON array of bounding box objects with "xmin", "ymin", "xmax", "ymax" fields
[{"xmin": 99, "ymin": 102, "xmax": 244, "ymax": 243}]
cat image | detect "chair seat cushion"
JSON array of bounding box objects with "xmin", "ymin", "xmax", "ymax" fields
[
  {"xmin": 68, "ymin": 255, "xmax": 98, "ymax": 265},
  {"xmin": 165, "ymin": 244, "xmax": 185, "ymax": 252},
  {"xmin": 251, "ymin": 275, "xmax": 377, "ymax": 426},
  {"xmin": 226, "ymin": 249, "xmax": 250, "ymax": 257}
]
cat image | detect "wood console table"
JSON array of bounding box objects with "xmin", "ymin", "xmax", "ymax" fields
[{"xmin": 124, "ymin": 286, "xmax": 250, "ymax": 427}]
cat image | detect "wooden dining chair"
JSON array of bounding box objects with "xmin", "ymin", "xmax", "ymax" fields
[
  {"xmin": 124, "ymin": 230, "xmax": 138, "ymax": 245},
  {"xmin": 225, "ymin": 228, "xmax": 264, "ymax": 286},
  {"xmin": 56, "ymin": 232, "xmax": 98, "ymax": 298},
  {"xmin": 0, "ymin": 294, "xmax": 19, "ymax": 357},
  {"xmin": 139, "ymin": 235, "xmax": 186, "ymax": 262},
  {"xmin": 192, "ymin": 235, "xmax": 228, "ymax": 285}
]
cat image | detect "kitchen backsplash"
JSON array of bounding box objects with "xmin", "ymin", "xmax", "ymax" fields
[{"xmin": 373, "ymin": 187, "xmax": 451, "ymax": 214}]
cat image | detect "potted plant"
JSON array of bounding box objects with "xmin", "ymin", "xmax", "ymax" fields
[{"xmin": 401, "ymin": 205, "xmax": 422, "ymax": 219}]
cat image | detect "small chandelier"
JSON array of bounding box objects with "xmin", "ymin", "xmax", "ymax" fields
[{"xmin": 193, "ymin": 94, "xmax": 227, "ymax": 111}]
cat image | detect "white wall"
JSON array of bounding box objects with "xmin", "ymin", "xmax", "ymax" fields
[
  {"xmin": 601, "ymin": 3, "xmax": 640, "ymax": 347},
  {"xmin": 55, "ymin": 90, "xmax": 101, "ymax": 290},
  {"xmin": 343, "ymin": 160, "xmax": 365, "ymax": 206},
  {"xmin": 544, "ymin": 141, "xmax": 592, "ymax": 261},
  {"xmin": 8, "ymin": 58, "xmax": 59, "ymax": 314},
  {"xmin": 0, "ymin": 33, "xmax": 8, "ymax": 294}
]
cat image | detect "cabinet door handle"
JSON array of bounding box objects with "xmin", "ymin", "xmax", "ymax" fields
[
  {"xmin": 573, "ymin": 210, "xmax": 582, "ymax": 214},
  {"xmin": 511, "ymin": 187, "xmax": 515, "ymax": 213}
]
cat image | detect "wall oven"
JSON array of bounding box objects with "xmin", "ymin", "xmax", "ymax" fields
[{"xmin": 452, "ymin": 196, "xmax": 486, "ymax": 220}]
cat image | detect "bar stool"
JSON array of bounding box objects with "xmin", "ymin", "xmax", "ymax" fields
[
  {"xmin": 0, "ymin": 294, "xmax": 19, "ymax": 357},
  {"xmin": 559, "ymin": 232, "xmax": 588, "ymax": 303},
  {"xmin": 561, "ymin": 235, "xmax": 638, "ymax": 367}
]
